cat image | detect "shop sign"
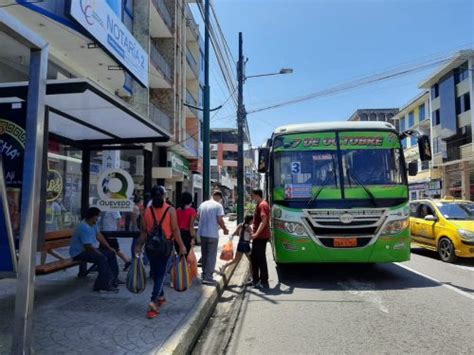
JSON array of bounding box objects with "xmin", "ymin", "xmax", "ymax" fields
[
  {"xmin": 193, "ymin": 174, "xmax": 203, "ymax": 189},
  {"xmin": 46, "ymin": 168, "xmax": 63, "ymax": 202},
  {"xmin": 169, "ymin": 152, "xmax": 190, "ymax": 175},
  {"xmin": 70, "ymin": 0, "xmax": 149, "ymax": 87},
  {"xmin": 428, "ymin": 180, "xmax": 442, "ymax": 190},
  {"xmin": 95, "ymin": 168, "xmax": 134, "ymax": 211},
  {"xmin": 409, "ymin": 182, "xmax": 427, "ymax": 191},
  {"xmin": 285, "ymin": 184, "xmax": 312, "ymax": 199}
]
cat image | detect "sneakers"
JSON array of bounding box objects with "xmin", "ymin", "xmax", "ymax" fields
[
  {"xmin": 261, "ymin": 282, "xmax": 270, "ymax": 289},
  {"xmin": 201, "ymin": 278, "xmax": 218, "ymax": 285}
]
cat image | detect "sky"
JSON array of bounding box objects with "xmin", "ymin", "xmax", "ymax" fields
[{"xmin": 192, "ymin": 0, "xmax": 474, "ymax": 147}]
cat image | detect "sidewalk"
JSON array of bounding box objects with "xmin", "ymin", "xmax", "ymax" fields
[{"xmin": 0, "ymin": 218, "xmax": 238, "ymax": 354}]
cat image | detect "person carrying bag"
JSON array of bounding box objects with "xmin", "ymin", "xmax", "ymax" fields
[{"xmin": 134, "ymin": 186, "xmax": 187, "ymax": 319}]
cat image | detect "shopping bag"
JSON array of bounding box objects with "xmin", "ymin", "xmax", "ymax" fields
[
  {"xmin": 187, "ymin": 249, "xmax": 199, "ymax": 281},
  {"xmin": 170, "ymin": 255, "xmax": 192, "ymax": 292},
  {"xmin": 219, "ymin": 240, "xmax": 234, "ymax": 261},
  {"xmin": 126, "ymin": 257, "xmax": 147, "ymax": 294}
]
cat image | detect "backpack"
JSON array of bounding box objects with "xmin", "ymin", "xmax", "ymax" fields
[{"xmin": 145, "ymin": 206, "xmax": 172, "ymax": 257}]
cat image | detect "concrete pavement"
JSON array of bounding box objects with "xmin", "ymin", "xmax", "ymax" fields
[
  {"xmin": 0, "ymin": 218, "xmax": 237, "ymax": 354},
  {"xmin": 227, "ymin": 245, "xmax": 474, "ymax": 354}
]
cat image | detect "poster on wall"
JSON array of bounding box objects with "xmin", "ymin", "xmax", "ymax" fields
[
  {"xmin": 95, "ymin": 168, "xmax": 134, "ymax": 211},
  {"xmin": 0, "ymin": 102, "xmax": 26, "ymax": 276}
]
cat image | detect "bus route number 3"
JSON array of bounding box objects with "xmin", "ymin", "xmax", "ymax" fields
[{"xmin": 291, "ymin": 161, "xmax": 301, "ymax": 174}]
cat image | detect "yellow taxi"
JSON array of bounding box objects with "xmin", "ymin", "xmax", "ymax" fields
[{"xmin": 409, "ymin": 198, "xmax": 474, "ymax": 262}]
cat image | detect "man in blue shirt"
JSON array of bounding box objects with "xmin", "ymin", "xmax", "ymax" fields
[{"xmin": 70, "ymin": 207, "xmax": 119, "ymax": 293}]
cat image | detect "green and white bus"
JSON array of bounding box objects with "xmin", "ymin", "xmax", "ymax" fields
[{"xmin": 258, "ymin": 121, "xmax": 431, "ymax": 264}]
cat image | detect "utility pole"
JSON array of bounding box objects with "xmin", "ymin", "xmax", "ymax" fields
[
  {"xmin": 237, "ymin": 32, "xmax": 245, "ymax": 224},
  {"xmin": 202, "ymin": 0, "xmax": 211, "ymax": 201}
]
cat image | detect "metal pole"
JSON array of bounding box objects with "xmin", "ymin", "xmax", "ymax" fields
[
  {"xmin": 12, "ymin": 45, "xmax": 48, "ymax": 355},
  {"xmin": 202, "ymin": 0, "xmax": 211, "ymax": 201},
  {"xmin": 237, "ymin": 32, "xmax": 245, "ymax": 224}
]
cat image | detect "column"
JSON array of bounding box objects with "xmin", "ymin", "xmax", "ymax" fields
[
  {"xmin": 461, "ymin": 162, "xmax": 471, "ymax": 200},
  {"xmin": 442, "ymin": 166, "xmax": 450, "ymax": 197}
]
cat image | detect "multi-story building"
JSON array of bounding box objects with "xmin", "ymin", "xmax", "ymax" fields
[
  {"xmin": 210, "ymin": 128, "xmax": 253, "ymax": 210},
  {"xmin": 394, "ymin": 92, "xmax": 442, "ymax": 199},
  {"xmin": 419, "ymin": 50, "xmax": 474, "ymax": 200},
  {"xmin": 348, "ymin": 108, "xmax": 399, "ymax": 130},
  {"xmin": 0, "ymin": 0, "xmax": 204, "ymax": 235}
]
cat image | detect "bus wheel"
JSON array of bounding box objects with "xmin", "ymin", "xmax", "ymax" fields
[{"xmin": 438, "ymin": 238, "xmax": 457, "ymax": 263}]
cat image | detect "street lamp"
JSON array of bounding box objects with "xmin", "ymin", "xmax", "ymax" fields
[{"xmin": 236, "ymin": 32, "xmax": 293, "ymax": 224}]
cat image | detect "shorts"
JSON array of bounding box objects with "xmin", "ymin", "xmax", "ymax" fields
[{"xmin": 237, "ymin": 241, "xmax": 251, "ymax": 254}]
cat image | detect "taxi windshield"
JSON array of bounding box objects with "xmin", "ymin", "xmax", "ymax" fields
[{"xmin": 437, "ymin": 202, "xmax": 474, "ymax": 220}]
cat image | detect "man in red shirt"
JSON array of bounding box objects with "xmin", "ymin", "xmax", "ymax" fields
[{"xmin": 250, "ymin": 189, "xmax": 271, "ymax": 288}]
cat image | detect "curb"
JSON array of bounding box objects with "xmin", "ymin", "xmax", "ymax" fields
[{"xmin": 157, "ymin": 258, "xmax": 241, "ymax": 355}]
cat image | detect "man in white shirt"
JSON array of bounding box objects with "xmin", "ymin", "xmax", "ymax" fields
[{"xmin": 197, "ymin": 190, "xmax": 229, "ymax": 284}]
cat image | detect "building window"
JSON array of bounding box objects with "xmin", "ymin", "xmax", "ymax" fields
[
  {"xmin": 433, "ymin": 137, "xmax": 440, "ymax": 154},
  {"xmin": 400, "ymin": 117, "xmax": 405, "ymax": 131},
  {"xmin": 419, "ymin": 104, "xmax": 425, "ymax": 121},
  {"xmin": 378, "ymin": 113, "xmax": 385, "ymax": 121},
  {"xmin": 408, "ymin": 111, "xmax": 414, "ymax": 128},
  {"xmin": 402, "ymin": 139, "xmax": 407, "ymax": 149},
  {"xmin": 411, "ymin": 136, "xmax": 418, "ymax": 146},
  {"xmin": 432, "ymin": 109, "xmax": 440, "ymax": 126},
  {"xmin": 431, "ymin": 84, "xmax": 439, "ymax": 99},
  {"xmin": 454, "ymin": 62, "xmax": 469, "ymax": 84},
  {"xmin": 360, "ymin": 113, "xmax": 368, "ymax": 121},
  {"xmin": 421, "ymin": 160, "xmax": 429, "ymax": 171},
  {"xmin": 369, "ymin": 113, "xmax": 376, "ymax": 121},
  {"xmin": 457, "ymin": 92, "xmax": 471, "ymax": 114}
]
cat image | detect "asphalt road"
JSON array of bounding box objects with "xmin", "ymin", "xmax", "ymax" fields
[{"xmin": 226, "ymin": 246, "xmax": 474, "ymax": 354}]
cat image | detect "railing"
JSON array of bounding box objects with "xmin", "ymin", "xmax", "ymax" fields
[
  {"xmin": 186, "ymin": 6, "xmax": 200, "ymax": 40},
  {"xmin": 184, "ymin": 133, "xmax": 198, "ymax": 157},
  {"xmin": 150, "ymin": 102, "xmax": 172, "ymax": 134},
  {"xmin": 150, "ymin": 43, "xmax": 172, "ymax": 83},
  {"xmin": 151, "ymin": 0, "xmax": 173, "ymax": 32},
  {"xmin": 186, "ymin": 90, "xmax": 199, "ymax": 117},
  {"xmin": 186, "ymin": 49, "xmax": 200, "ymax": 78}
]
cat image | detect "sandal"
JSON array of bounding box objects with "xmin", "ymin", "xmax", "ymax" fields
[{"xmin": 157, "ymin": 298, "xmax": 166, "ymax": 306}]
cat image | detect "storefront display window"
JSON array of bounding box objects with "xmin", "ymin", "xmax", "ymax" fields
[{"xmin": 45, "ymin": 140, "xmax": 82, "ymax": 232}]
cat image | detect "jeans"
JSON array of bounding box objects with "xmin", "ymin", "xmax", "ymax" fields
[
  {"xmin": 147, "ymin": 251, "xmax": 170, "ymax": 302},
  {"xmin": 74, "ymin": 247, "xmax": 119, "ymax": 290},
  {"xmin": 175, "ymin": 230, "xmax": 192, "ymax": 257},
  {"xmin": 200, "ymin": 236, "xmax": 219, "ymax": 280},
  {"xmin": 251, "ymin": 239, "xmax": 269, "ymax": 284}
]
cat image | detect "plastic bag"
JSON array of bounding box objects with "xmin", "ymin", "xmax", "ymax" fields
[
  {"xmin": 126, "ymin": 257, "xmax": 147, "ymax": 294},
  {"xmin": 219, "ymin": 240, "xmax": 234, "ymax": 261},
  {"xmin": 187, "ymin": 249, "xmax": 199, "ymax": 281},
  {"xmin": 170, "ymin": 255, "xmax": 192, "ymax": 292}
]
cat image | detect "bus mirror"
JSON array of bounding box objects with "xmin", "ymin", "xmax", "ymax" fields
[
  {"xmin": 418, "ymin": 135, "xmax": 432, "ymax": 161},
  {"xmin": 258, "ymin": 147, "xmax": 270, "ymax": 173},
  {"xmin": 408, "ymin": 161, "xmax": 418, "ymax": 176}
]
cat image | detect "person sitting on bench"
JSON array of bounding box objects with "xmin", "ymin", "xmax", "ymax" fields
[{"xmin": 69, "ymin": 207, "xmax": 120, "ymax": 293}]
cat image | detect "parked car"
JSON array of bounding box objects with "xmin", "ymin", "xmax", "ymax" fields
[{"xmin": 409, "ymin": 198, "xmax": 474, "ymax": 262}]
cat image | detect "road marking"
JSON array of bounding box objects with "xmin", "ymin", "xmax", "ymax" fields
[
  {"xmin": 338, "ymin": 280, "xmax": 389, "ymax": 313},
  {"xmin": 395, "ymin": 263, "xmax": 474, "ymax": 301}
]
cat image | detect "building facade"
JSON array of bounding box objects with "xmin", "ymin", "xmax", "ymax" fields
[
  {"xmin": 419, "ymin": 50, "xmax": 474, "ymax": 200},
  {"xmin": 0, "ymin": 0, "xmax": 204, "ymax": 237},
  {"xmin": 348, "ymin": 108, "xmax": 399, "ymax": 130}
]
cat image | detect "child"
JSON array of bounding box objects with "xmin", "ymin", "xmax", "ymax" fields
[{"xmin": 220, "ymin": 215, "xmax": 253, "ymax": 273}]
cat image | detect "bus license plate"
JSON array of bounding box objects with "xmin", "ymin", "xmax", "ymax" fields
[{"xmin": 334, "ymin": 238, "xmax": 357, "ymax": 247}]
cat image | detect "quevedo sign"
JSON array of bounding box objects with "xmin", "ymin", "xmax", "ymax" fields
[
  {"xmin": 96, "ymin": 168, "xmax": 134, "ymax": 211},
  {"xmin": 70, "ymin": 0, "xmax": 149, "ymax": 87}
]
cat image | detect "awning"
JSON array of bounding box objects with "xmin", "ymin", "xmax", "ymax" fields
[{"xmin": 0, "ymin": 79, "xmax": 169, "ymax": 145}]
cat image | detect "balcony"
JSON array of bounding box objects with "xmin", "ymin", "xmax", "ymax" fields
[
  {"xmin": 184, "ymin": 133, "xmax": 199, "ymax": 158},
  {"xmin": 186, "ymin": 49, "xmax": 200, "ymax": 79},
  {"xmin": 150, "ymin": 102, "xmax": 172, "ymax": 134},
  {"xmin": 186, "ymin": 6, "xmax": 199, "ymax": 41},
  {"xmin": 150, "ymin": 44, "xmax": 172, "ymax": 88},
  {"xmin": 460, "ymin": 143, "xmax": 473, "ymax": 160},
  {"xmin": 186, "ymin": 89, "xmax": 199, "ymax": 117},
  {"xmin": 151, "ymin": 0, "xmax": 173, "ymax": 38}
]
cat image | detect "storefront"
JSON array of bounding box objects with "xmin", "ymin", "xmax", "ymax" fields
[{"xmin": 0, "ymin": 79, "xmax": 168, "ymax": 244}]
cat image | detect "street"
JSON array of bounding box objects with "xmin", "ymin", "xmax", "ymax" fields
[{"xmin": 224, "ymin": 247, "xmax": 474, "ymax": 354}]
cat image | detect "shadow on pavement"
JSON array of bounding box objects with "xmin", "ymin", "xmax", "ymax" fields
[
  {"xmin": 274, "ymin": 262, "xmax": 441, "ymax": 291},
  {"xmin": 411, "ymin": 247, "xmax": 474, "ymax": 267}
]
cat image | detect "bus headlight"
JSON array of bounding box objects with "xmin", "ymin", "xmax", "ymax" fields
[
  {"xmin": 381, "ymin": 218, "xmax": 409, "ymax": 235},
  {"xmin": 458, "ymin": 229, "xmax": 474, "ymax": 241},
  {"xmin": 274, "ymin": 219, "xmax": 308, "ymax": 237}
]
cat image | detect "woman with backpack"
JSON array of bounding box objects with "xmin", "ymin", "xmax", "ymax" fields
[
  {"xmin": 175, "ymin": 192, "xmax": 197, "ymax": 257},
  {"xmin": 135, "ymin": 185, "xmax": 187, "ymax": 319}
]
